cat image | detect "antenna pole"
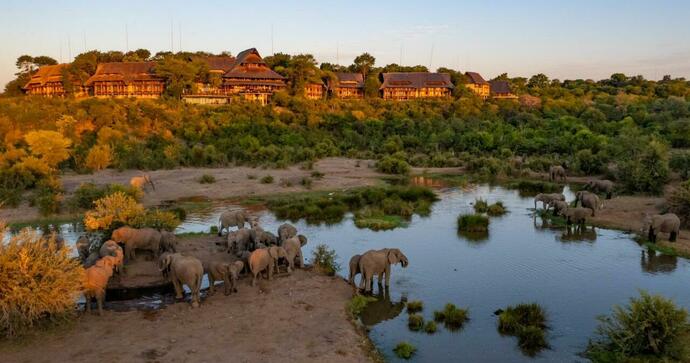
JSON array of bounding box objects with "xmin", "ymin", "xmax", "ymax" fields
[
  {"xmin": 68, "ymin": 36, "xmax": 72, "ymax": 61},
  {"xmin": 170, "ymin": 20, "xmax": 174, "ymax": 53},
  {"xmin": 83, "ymin": 31, "xmax": 87, "ymax": 52},
  {"xmin": 125, "ymin": 24, "xmax": 129, "ymax": 52},
  {"xmin": 336, "ymin": 41, "xmax": 339, "ymax": 65},
  {"xmin": 400, "ymin": 42, "xmax": 403, "ymax": 64},
  {"xmin": 429, "ymin": 43, "xmax": 434, "ymax": 70},
  {"xmin": 271, "ymin": 24, "xmax": 274, "ymax": 55},
  {"xmin": 179, "ymin": 23, "xmax": 182, "ymax": 52}
]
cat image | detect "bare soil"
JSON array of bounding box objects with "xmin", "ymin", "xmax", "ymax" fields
[{"xmin": 1, "ymin": 234, "xmax": 373, "ymax": 363}]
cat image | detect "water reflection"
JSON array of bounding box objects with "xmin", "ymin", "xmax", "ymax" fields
[
  {"xmin": 641, "ymin": 249, "xmax": 678, "ymax": 274},
  {"xmin": 457, "ymin": 230, "xmax": 490, "ymax": 245},
  {"xmin": 359, "ymin": 286, "xmax": 406, "ymax": 327},
  {"xmin": 558, "ymin": 226, "xmax": 597, "ymax": 242}
]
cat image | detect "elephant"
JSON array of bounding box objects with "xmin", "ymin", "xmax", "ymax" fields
[
  {"xmin": 358, "ymin": 248, "xmax": 409, "ymax": 293},
  {"xmin": 83, "ymin": 257, "xmax": 116, "ymax": 316},
  {"xmin": 207, "ymin": 260, "xmax": 244, "ymax": 296},
  {"xmin": 534, "ymin": 193, "xmax": 565, "ymax": 210},
  {"xmin": 99, "ymin": 240, "xmax": 124, "ymax": 273},
  {"xmin": 549, "ymin": 200, "xmax": 569, "ymax": 216},
  {"xmin": 76, "ymin": 235, "xmax": 91, "ymax": 262},
  {"xmin": 111, "ymin": 226, "xmax": 162, "ymax": 262},
  {"xmin": 158, "ymin": 253, "xmax": 204, "ymax": 308},
  {"xmin": 645, "ymin": 213, "xmax": 681, "ymax": 243},
  {"xmin": 158, "ymin": 252, "xmax": 174, "ymax": 279},
  {"xmin": 84, "ymin": 251, "xmax": 101, "ymax": 268},
  {"xmin": 130, "ymin": 174, "xmax": 155, "ymax": 191},
  {"xmin": 237, "ymin": 250, "xmax": 252, "ymax": 275},
  {"xmin": 562, "ymin": 207, "xmax": 593, "ymax": 226},
  {"xmin": 160, "ymin": 231, "xmax": 178, "ymax": 253},
  {"xmin": 277, "ymin": 223, "xmax": 298, "ymax": 245},
  {"xmin": 549, "ymin": 165, "xmax": 566, "ymax": 182},
  {"xmin": 217, "ymin": 210, "xmax": 249, "ymax": 236},
  {"xmin": 282, "ymin": 235, "xmax": 308, "ymax": 273},
  {"xmin": 359, "ymin": 286, "xmax": 406, "ymax": 326},
  {"xmin": 575, "ymin": 191, "xmax": 602, "ymax": 216},
  {"xmin": 227, "ymin": 228, "xmax": 253, "ymax": 255},
  {"xmin": 249, "ymin": 246, "xmax": 288, "ymax": 286},
  {"xmin": 348, "ymin": 254, "xmax": 362, "ymax": 286},
  {"xmin": 257, "ymin": 230, "xmax": 278, "ymax": 246},
  {"xmin": 585, "ymin": 179, "xmax": 615, "ymax": 199}
]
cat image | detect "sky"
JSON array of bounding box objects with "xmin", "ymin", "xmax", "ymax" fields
[{"xmin": 1, "ymin": 0, "xmax": 690, "ymax": 88}]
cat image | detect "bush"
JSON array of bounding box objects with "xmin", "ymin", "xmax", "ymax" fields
[
  {"xmin": 408, "ymin": 313, "xmax": 425, "ymax": 331},
  {"xmin": 617, "ymin": 140, "xmax": 669, "ymax": 195},
  {"xmin": 198, "ymin": 174, "xmax": 216, "ymax": 184},
  {"xmin": 301, "ymin": 177, "xmax": 312, "ymax": 189},
  {"xmin": 311, "ymin": 244, "xmax": 340, "ymax": 275},
  {"xmin": 424, "ymin": 321, "xmax": 437, "ymax": 334},
  {"xmin": 586, "ymin": 291, "xmax": 689, "ymax": 361},
  {"xmin": 347, "ymin": 295, "xmax": 377, "ymax": 317},
  {"xmin": 32, "ymin": 183, "xmax": 63, "ymax": 216},
  {"xmin": 670, "ymin": 151, "xmax": 690, "ymax": 179},
  {"xmin": 473, "ymin": 198, "xmax": 488, "ymax": 213},
  {"xmin": 497, "ymin": 303, "xmax": 549, "ymax": 355},
  {"xmin": 260, "ymin": 175, "xmax": 274, "ymax": 184},
  {"xmin": 457, "ymin": 214, "xmax": 489, "ymax": 232},
  {"xmin": 407, "ymin": 300, "xmax": 424, "ymax": 314},
  {"xmin": 487, "ymin": 201, "xmax": 507, "ymax": 216},
  {"xmin": 393, "ymin": 342, "xmax": 417, "ymax": 360},
  {"xmin": 310, "ymin": 170, "xmax": 324, "ymax": 179},
  {"xmin": 433, "ymin": 303, "xmax": 469, "ymax": 330},
  {"xmin": 247, "ymin": 174, "xmax": 257, "ymax": 180},
  {"xmin": 131, "ymin": 209, "xmax": 181, "ymax": 231},
  {"xmin": 0, "ymin": 227, "xmax": 84, "ymax": 338},
  {"xmin": 668, "ymin": 181, "xmax": 690, "ymax": 228},
  {"xmin": 68, "ymin": 182, "xmax": 142, "ymax": 211},
  {"xmin": 377, "ymin": 155, "xmax": 410, "ymax": 175},
  {"xmin": 83, "ymin": 192, "xmax": 145, "ymax": 231}
]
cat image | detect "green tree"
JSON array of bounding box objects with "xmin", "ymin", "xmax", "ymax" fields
[{"xmin": 353, "ymin": 53, "xmax": 376, "ymax": 79}]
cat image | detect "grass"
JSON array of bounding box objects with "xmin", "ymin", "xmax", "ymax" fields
[
  {"xmin": 260, "ymin": 175, "xmax": 274, "ymax": 184},
  {"xmin": 7, "ymin": 214, "xmax": 82, "ymax": 230},
  {"xmin": 354, "ymin": 209, "xmax": 405, "ymax": 230},
  {"xmin": 474, "ymin": 198, "xmax": 488, "ymax": 213},
  {"xmin": 311, "ymin": 170, "xmax": 325, "ymax": 179},
  {"xmin": 347, "ymin": 295, "xmax": 377, "ymax": 317},
  {"xmin": 457, "ymin": 213, "xmax": 489, "ymax": 232},
  {"xmin": 408, "ymin": 314, "xmax": 424, "ymax": 331},
  {"xmin": 433, "ymin": 303, "xmax": 470, "ymax": 330},
  {"xmin": 497, "ymin": 303, "xmax": 549, "ymax": 355},
  {"xmin": 506, "ymin": 180, "xmax": 563, "ymax": 197},
  {"xmin": 406, "ymin": 300, "xmax": 424, "ymax": 314},
  {"xmin": 311, "ymin": 244, "xmax": 340, "ymax": 276},
  {"xmin": 197, "ymin": 174, "xmax": 216, "ymax": 184},
  {"xmin": 424, "ymin": 321, "xmax": 437, "ymax": 334},
  {"xmin": 487, "ymin": 201, "xmax": 507, "ymax": 216},
  {"xmin": 393, "ymin": 342, "xmax": 417, "ymax": 359},
  {"xmin": 247, "ymin": 174, "xmax": 257, "ymax": 180}
]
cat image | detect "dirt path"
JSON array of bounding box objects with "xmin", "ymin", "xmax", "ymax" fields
[{"xmin": 0, "ymin": 268, "xmax": 373, "ymax": 363}]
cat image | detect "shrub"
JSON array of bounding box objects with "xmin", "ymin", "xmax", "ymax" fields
[
  {"xmin": 617, "ymin": 140, "xmax": 669, "ymax": 195},
  {"xmin": 260, "ymin": 175, "xmax": 274, "ymax": 184},
  {"xmin": 0, "ymin": 227, "xmax": 84, "ymax": 338},
  {"xmin": 473, "ymin": 198, "xmax": 488, "ymax": 213},
  {"xmin": 518, "ymin": 326, "xmax": 548, "ymax": 356},
  {"xmin": 442, "ymin": 303, "xmax": 469, "ymax": 330},
  {"xmin": 377, "ymin": 155, "xmax": 410, "ymax": 175},
  {"xmin": 83, "ymin": 192, "xmax": 145, "ymax": 231},
  {"xmin": 68, "ymin": 182, "xmax": 142, "ymax": 211},
  {"xmin": 586, "ymin": 291, "xmax": 689, "ymax": 361},
  {"xmin": 487, "ymin": 201, "xmax": 507, "ymax": 216},
  {"xmin": 198, "ymin": 174, "xmax": 216, "ymax": 184},
  {"xmin": 457, "ymin": 214, "xmax": 489, "ymax": 232},
  {"xmin": 497, "ymin": 303, "xmax": 549, "ymax": 355},
  {"xmin": 84, "ymin": 144, "xmax": 113, "ymax": 171},
  {"xmin": 310, "ymin": 170, "xmax": 324, "ymax": 179},
  {"xmin": 247, "ymin": 174, "xmax": 257, "ymax": 180},
  {"xmin": 424, "ymin": 321, "xmax": 437, "ymax": 334},
  {"xmin": 407, "ymin": 300, "xmax": 424, "ymax": 314},
  {"xmin": 668, "ymin": 180, "xmax": 690, "ymax": 228},
  {"xmin": 131, "ymin": 209, "xmax": 181, "ymax": 231},
  {"xmin": 670, "ymin": 151, "xmax": 690, "ymax": 179},
  {"xmin": 347, "ymin": 295, "xmax": 377, "ymax": 317},
  {"xmin": 311, "ymin": 244, "xmax": 340, "ymax": 275},
  {"xmin": 301, "ymin": 177, "xmax": 312, "ymax": 189},
  {"xmin": 408, "ymin": 313, "xmax": 424, "ymax": 331},
  {"xmin": 32, "ymin": 183, "xmax": 63, "ymax": 216},
  {"xmin": 393, "ymin": 342, "xmax": 417, "ymax": 360}
]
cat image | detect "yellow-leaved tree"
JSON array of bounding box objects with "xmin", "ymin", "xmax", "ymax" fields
[
  {"xmin": 84, "ymin": 144, "xmax": 113, "ymax": 171},
  {"xmin": 23, "ymin": 130, "xmax": 72, "ymax": 168},
  {"xmin": 83, "ymin": 192, "xmax": 145, "ymax": 231}
]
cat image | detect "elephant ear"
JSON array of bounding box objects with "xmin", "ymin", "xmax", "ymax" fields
[
  {"xmin": 298, "ymin": 235, "xmax": 307, "ymax": 247},
  {"xmin": 234, "ymin": 260, "xmax": 244, "ymax": 271},
  {"xmin": 387, "ymin": 249, "xmax": 399, "ymax": 265},
  {"xmin": 267, "ymin": 247, "xmax": 275, "ymax": 258}
]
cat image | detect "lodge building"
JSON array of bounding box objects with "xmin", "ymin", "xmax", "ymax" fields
[
  {"xmin": 220, "ymin": 48, "xmax": 287, "ymax": 104},
  {"xmin": 184, "ymin": 56, "xmax": 237, "ymax": 105},
  {"xmin": 379, "ymin": 72, "xmax": 453, "ymax": 100},
  {"xmin": 465, "ymin": 72, "xmax": 491, "ymax": 99},
  {"xmin": 489, "ymin": 80, "xmax": 518, "ymax": 100},
  {"xmin": 86, "ymin": 62, "xmax": 164, "ymax": 98},
  {"xmin": 22, "ymin": 64, "xmax": 88, "ymax": 97},
  {"xmin": 328, "ymin": 73, "xmax": 364, "ymax": 99},
  {"xmin": 304, "ymin": 82, "xmax": 326, "ymax": 100}
]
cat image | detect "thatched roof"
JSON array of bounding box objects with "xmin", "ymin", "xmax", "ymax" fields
[
  {"xmin": 465, "ymin": 72, "xmax": 488, "ymax": 85},
  {"xmin": 379, "ymin": 72, "xmax": 454, "ymax": 89},
  {"xmin": 489, "ymin": 80, "xmax": 513, "ymax": 94},
  {"xmin": 329, "ymin": 73, "xmax": 364, "ymax": 89},
  {"xmin": 85, "ymin": 61, "xmax": 161, "ymax": 85},
  {"xmin": 200, "ymin": 56, "xmax": 236, "ymax": 72},
  {"xmin": 223, "ymin": 48, "xmax": 285, "ymax": 80},
  {"xmin": 23, "ymin": 64, "xmax": 69, "ymax": 89}
]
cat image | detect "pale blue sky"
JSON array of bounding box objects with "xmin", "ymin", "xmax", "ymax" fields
[{"xmin": 2, "ymin": 0, "xmax": 689, "ymax": 88}]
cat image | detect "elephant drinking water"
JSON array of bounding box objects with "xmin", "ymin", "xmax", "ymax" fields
[{"xmin": 357, "ymin": 248, "xmax": 409, "ymax": 293}]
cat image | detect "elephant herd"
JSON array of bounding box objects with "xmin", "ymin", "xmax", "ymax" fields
[{"xmin": 535, "ymin": 178, "xmax": 681, "ymax": 243}]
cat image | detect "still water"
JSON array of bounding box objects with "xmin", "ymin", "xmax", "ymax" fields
[{"xmin": 13, "ymin": 184, "xmax": 690, "ymax": 362}]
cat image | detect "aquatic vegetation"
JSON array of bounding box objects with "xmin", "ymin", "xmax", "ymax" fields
[
  {"xmin": 507, "ymin": 180, "xmax": 562, "ymax": 197},
  {"xmin": 473, "ymin": 198, "xmax": 488, "ymax": 213},
  {"xmin": 406, "ymin": 300, "xmax": 424, "ymax": 314},
  {"xmin": 497, "ymin": 303, "xmax": 549, "ymax": 355},
  {"xmin": 311, "ymin": 244, "xmax": 340, "ymax": 276},
  {"xmin": 424, "ymin": 321, "xmax": 437, "ymax": 334},
  {"xmin": 433, "ymin": 303, "xmax": 469, "ymax": 330},
  {"xmin": 408, "ymin": 314, "xmax": 424, "ymax": 331},
  {"xmin": 347, "ymin": 295, "xmax": 377, "ymax": 317},
  {"xmin": 487, "ymin": 201, "xmax": 507, "ymax": 216},
  {"xmin": 393, "ymin": 342, "xmax": 417, "ymax": 359},
  {"xmin": 586, "ymin": 291, "xmax": 689, "ymax": 362},
  {"xmin": 260, "ymin": 175, "xmax": 274, "ymax": 184},
  {"xmin": 0, "ymin": 227, "xmax": 84, "ymax": 338},
  {"xmin": 198, "ymin": 174, "xmax": 216, "ymax": 184},
  {"xmin": 457, "ymin": 213, "xmax": 489, "ymax": 232}
]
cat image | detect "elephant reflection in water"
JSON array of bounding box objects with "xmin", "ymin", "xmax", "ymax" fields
[
  {"xmin": 641, "ymin": 249, "xmax": 678, "ymax": 274},
  {"xmin": 359, "ymin": 286, "xmax": 406, "ymax": 326},
  {"xmin": 559, "ymin": 225, "xmax": 597, "ymax": 242}
]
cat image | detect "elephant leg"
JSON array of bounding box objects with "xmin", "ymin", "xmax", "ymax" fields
[
  {"xmin": 670, "ymin": 230, "xmax": 678, "ymax": 242},
  {"xmin": 385, "ymin": 265, "xmax": 391, "ymax": 287},
  {"xmin": 172, "ymin": 278, "xmax": 183, "ymax": 299},
  {"xmin": 268, "ymin": 263, "xmax": 273, "ymax": 281},
  {"xmin": 85, "ymin": 294, "xmax": 91, "ymax": 313},
  {"xmin": 208, "ymin": 276, "xmax": 215, "ymax": 295},
  {"xmin": 648, "ymin": 227, "xmax": 656, "ymax": 243},
  {"xmin": 377, "ymin": 272, "xmax": 384, "ymax": 286},
  {"xmin": 298, "ymin": 251, "xmax": 304, "ymax": 268},
  {"xmin": 359, "ymin": 271, "xmax": 367, "ymax": 291},
  {"xmin": 251, "ymin": 272, "xmax": 257, "ymax": 286},
  {"xmin": 97, "ymin": 290, "xmax": 104, "ymax": 316}
]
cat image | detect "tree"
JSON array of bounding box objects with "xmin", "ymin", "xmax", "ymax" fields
[
  {"xmin": 527, "ymin": 73, "xmax": 549, "ymax": 89},
  {"xmin": 124, "ymin": 49, "xmax": 151, "ymax": 62},
  {"xmin": 155, "ymin": 55, "xmax": 208, "ymax": 98},
  {"xmin": 84, "ymin": 144, "xmax": 113, "ymax": 171},
  {"xmin": 23, "ymin": 130, "xmax": 72, "ymax": 168},
  {"xmin": 353, "ymin": 53, "xmax": 376, "ymax": 79}
]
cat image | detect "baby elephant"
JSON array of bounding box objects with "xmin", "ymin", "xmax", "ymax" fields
[
  {"xmin": 646, "ymin": 213, "xmax": 681, "ymax": 243},
  {"xmin": 562, "ymin": 207, "xmax": 593, "ymax": 226},
  {"xmin": 249, "ymin": 246, "xmax": 288, "ymax": 286},
  {"xmin": 207, "ymin": 260, "xmax": 245, "ymax": 296},
  {"xmin": 83, "ymin": 257, "xmax": 116, "ymax": 315}
]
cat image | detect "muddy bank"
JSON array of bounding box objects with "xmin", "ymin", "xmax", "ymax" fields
[{"xmin": 0, "ymin": 269, "xmax": 372, "ymax": 363}]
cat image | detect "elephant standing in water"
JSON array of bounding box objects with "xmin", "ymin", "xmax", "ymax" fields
[
  {"xmin": 218, "ymin": 210, "xmax": 249, "ymax": 236},
  {"xmin": 534, "ymin": 193, "xmax": 565, "ymax": 210},
  {"xmin": 348, "ymin": 254, "xmax": 362, "ymax": 286},
  {"xmin": 645, "ymin": 213, "xmax": 681, "ymax": 242},
  {"xmin": 358, "ymin": 248, "xmax": 409, "ymax": 293},
  {"xmin": 549, "ymin": 165, "xmax": 566, "ymax": 182},
  {"xmin": 158, "ymin": 253, "xmax": 204, "ymax": 308},
  {"xmin": 575, "ymin": 191, "xmax": 602, "ymax": 216},
  {"xmin": 585, "ymin": 179, "xmax": 615, "ymax": 199},
  {"xmin": 549, "ymin": 200, "xmax": 569, "ymax": 216},
  {"xmin": 562, "ymin": 207, "xmax": 593, "ymax": 226}
]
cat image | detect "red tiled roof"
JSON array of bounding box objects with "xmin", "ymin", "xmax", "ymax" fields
[{"xmin": 379, "ymin": 72, "xmax": 454, "ymax": 89}]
